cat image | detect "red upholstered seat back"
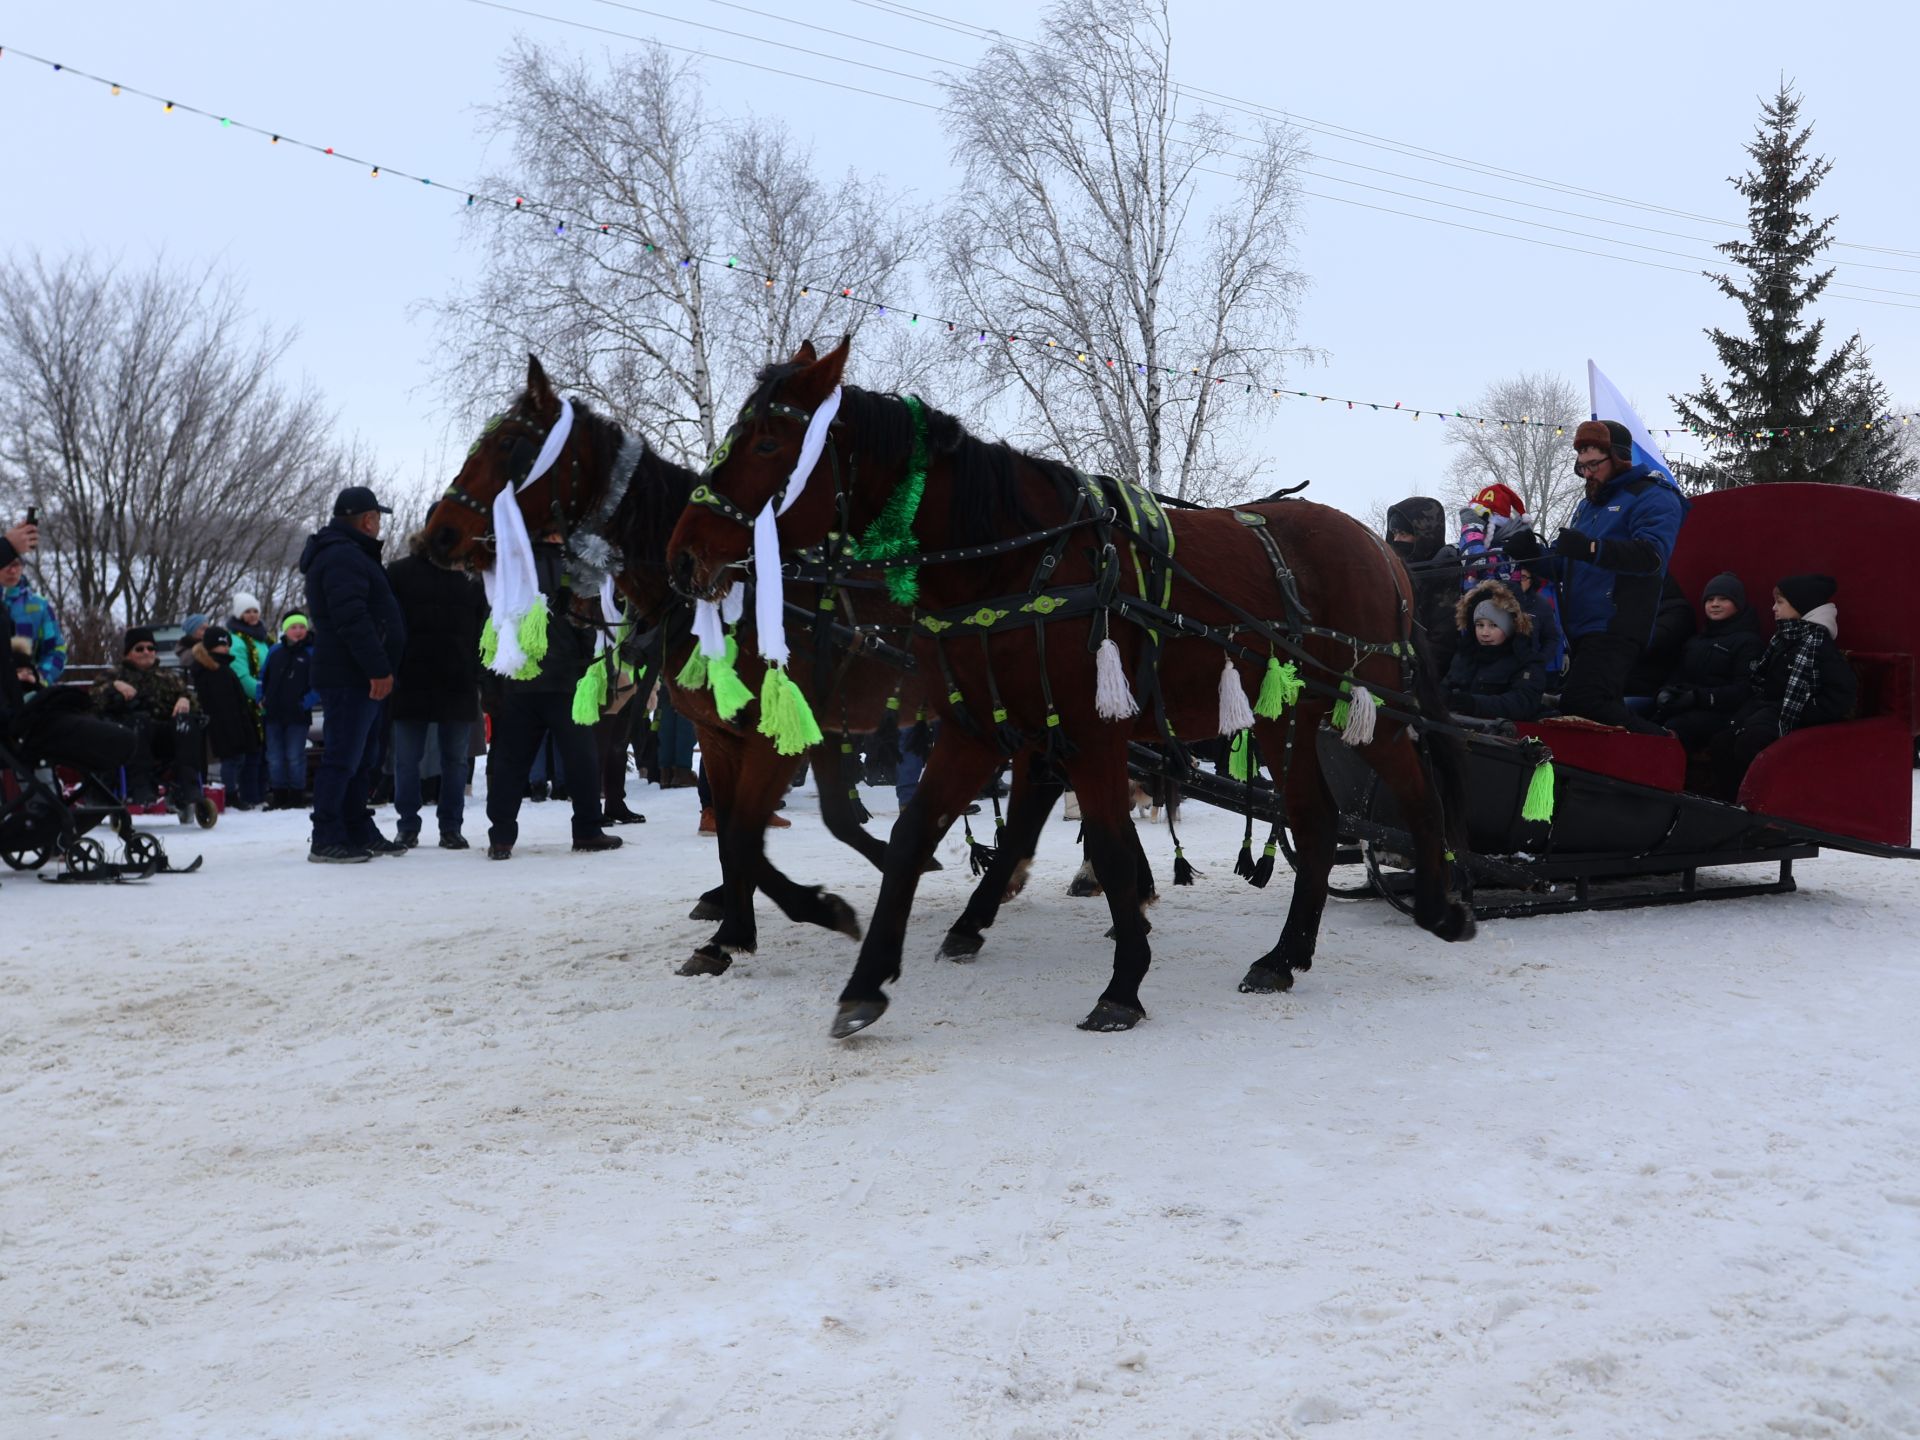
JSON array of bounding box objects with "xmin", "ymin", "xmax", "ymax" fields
[{"xmin": 1668, "ymin": 483, "xmax": 1920, "ymax": 736}]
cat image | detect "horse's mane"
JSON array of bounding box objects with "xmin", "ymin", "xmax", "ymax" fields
[
  {"xmin": 516, "ymin": 388, "xmax": 696, "ymax": 570},
  {"xmin": 744, "ymin": 362, "xmax": 1058, "ymax": 546}
]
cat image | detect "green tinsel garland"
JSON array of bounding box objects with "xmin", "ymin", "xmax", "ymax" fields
[
  {"xmin": 1253, "ymin": 656, "xmax": 1303, "ymax": 720},
  {"xmin": 849, "ymin": 393, "xmax": 930, "ymax": 606}
]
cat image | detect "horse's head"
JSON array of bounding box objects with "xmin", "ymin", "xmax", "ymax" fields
[
  {"xmin": 667, "ymin": 336, "xmax": 849, "ymax": 601},
  {"xmin": 426, "ymin": 355, "xmax": 588, "ymax": 571}
]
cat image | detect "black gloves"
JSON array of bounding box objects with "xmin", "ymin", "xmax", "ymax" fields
[
  {"xmin": 1552, "ymin": 527, "xmax": 1596, "ymax": 559},
  {"xmin": 1655, "ymin": 686, "xmax": 1695, "ymax": 716},
  {"xmin": 1500, "ymin": 527, "xmax": 1543, "ymax": 562}
]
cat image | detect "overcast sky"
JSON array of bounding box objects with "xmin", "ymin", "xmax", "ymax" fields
[{"xmin": 3, "ymin": 0, "xmax": 1914, "ymax": 526}]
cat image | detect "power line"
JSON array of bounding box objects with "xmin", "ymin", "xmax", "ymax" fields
[{"xmin": 838, "ymin": 0, "xmax": 1920, "ymax": 261}]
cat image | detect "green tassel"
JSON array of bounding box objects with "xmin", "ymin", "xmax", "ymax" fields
[
  {"xmin": 708, "ymin": 634, "xmax": 754, "ymax": 721},
  {"xmin": 757, "ymin": 666, "xmax": 823, "ymax": 756},
  {"xmin": 1227, "ymin": 730, "xmax": 1254, "ymax": 781},
  {"xmin": 479, "ymin": 617, "xmax": 498, "ymax": 668},
  {"xmin": 675, "ymin": 645, "xmax": 709, "ymax": 690},
  {"xmin": 1253, "ymin": 657, "xmax": 1303, "ymax": 720},
  {"xmin": 1522, "ymin": 759, "xmax": 1556, "ymax": 823},
  {"xmin": 515, "ymin": 604, "xmax": 549, "ymax": 675},
  {"xmin": 571, "ymin": 656, "xmax": 609, "ymax": 725},
  {"xmin": 1330, "ymin": 678, "xmax": 1352, "ymax": 732}
]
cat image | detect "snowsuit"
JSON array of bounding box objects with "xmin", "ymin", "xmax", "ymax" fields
[
  {"xmin": 4, "ymin": 579, "xmax": 66, "ymax": 687},
  {"xmin": 1443, "ymin": 581, "xmax": 1545, "ymax": 722}
]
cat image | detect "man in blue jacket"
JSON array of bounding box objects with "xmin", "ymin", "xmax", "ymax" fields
[
  {"xmin": 1504, "ymin": 420, "xmax": 1688, "ymax": 732},
  {"xmin": 301, "ymin": 485, "xmax": 408, "ymax": 863}
]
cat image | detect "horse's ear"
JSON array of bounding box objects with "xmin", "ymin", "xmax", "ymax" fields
[
  {"xmin": 526, "ymin": 354, "xmax": 559, "ymax": 417},
  {"xmin": 789, "ymin": 335, "xmax": 850, "ymax": 404},
  {"xmin": 789, "ymin": 338, "xmax": 818, "ymax": 366}
]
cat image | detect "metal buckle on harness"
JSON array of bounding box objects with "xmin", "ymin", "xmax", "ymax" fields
[{"xmin": 1093, "ymin": 543, "xmax": 1120, "ymax": 609}]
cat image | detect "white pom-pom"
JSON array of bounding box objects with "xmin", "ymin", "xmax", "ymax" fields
[
  {"xmin": 1217, "ymin": 653, "xmax": 1255, "ymax": 735},
  {"xmin": 1340, "ymin": 684, "xmax": 1378, "ymax": 747},
  {"xmin": 1094, "ymin": 638, "xmax": 1139, "ymax": 720}
]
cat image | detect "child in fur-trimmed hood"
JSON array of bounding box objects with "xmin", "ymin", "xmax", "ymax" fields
[{"xmin": 1442, "ymin": 580, "xmax": 1546, "ymax": 722}]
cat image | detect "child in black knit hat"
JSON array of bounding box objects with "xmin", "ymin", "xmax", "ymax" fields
[
  {"xmin": 1656, "ymin": 572, "xmax": 1765, "ymax": 754},
  {"xmin": 1709, "ymin": 573, "xmax": 1856, "ymax": 800}
]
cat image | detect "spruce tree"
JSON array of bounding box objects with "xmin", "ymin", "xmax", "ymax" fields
[{"xmin": 1672, "ymin": 82, "xmax": 1866, "ymax": 487}]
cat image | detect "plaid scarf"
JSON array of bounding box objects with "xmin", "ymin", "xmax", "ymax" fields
[{"xmin": 1766, "ymin": 617, "xmax": 1827, "ymax": 736}]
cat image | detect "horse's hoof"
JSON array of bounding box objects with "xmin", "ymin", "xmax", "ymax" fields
[
  {"xmin": 1435, "ymin": 902, "xmax": 1476, "ymax": 943},
  {"xmin": 687, "ymin": 898, "xmax": 724, "ymax": 922},
  {"xmin": 920, "ymin": 855, "xmax": 944, "ymax": 874},
  {"xmin": 832, "ymin": 997, "xmax": 889, "ymax": 1039},
  {"xmin": 1238, "ymin": 963, "xmax": 1293, "ymax": 994},
  {"xmin": 819, "ymin": 890, "xmax": 863, "ymax": 940},
  {"xmin": 677, "ymin": 944, "xmax": 734, "ymax": 977},
  {"xmin": 1076, "ymin": 999, "xmax": 1146, "ymax": 1032},
  {"xmin": 939, "ymin": 929, "xmax": 984, "ymax": 962}
]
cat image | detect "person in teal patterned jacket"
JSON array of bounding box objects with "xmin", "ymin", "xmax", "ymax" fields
[{"xmin": 1, "ymin": 549, "xmax": 66, "ymax": 687}]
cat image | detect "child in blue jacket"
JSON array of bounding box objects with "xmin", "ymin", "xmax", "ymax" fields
[{"xmin": 258, "ymin": 613, "xmax": 317, "ymax": 807}]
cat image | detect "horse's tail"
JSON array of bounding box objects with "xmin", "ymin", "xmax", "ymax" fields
[{"xmin": 1407, "ymin": 620, "xmax": 1471, "ymax": 866}]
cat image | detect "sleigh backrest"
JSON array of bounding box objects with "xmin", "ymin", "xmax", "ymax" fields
[{"xmin": 1668, "ymin": 482, "xmax": 1920, "ymax": 736}]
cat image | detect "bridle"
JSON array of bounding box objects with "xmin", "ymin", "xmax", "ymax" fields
[
  {"xmin": 442, "ymin": 407, "xmax": 587, "ymax": 545},
  {"xmin": 684, "ymin": 397, "xmax": 841, "ymax": 539}
]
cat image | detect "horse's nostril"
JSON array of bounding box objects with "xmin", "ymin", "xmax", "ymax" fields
[
  {"xmin": 430, "ymin": 525, "xmax": 459, "ymax": 554},
  {"xmin": 672, "ymin": 551, "xmax": 696, "ymax": 586}
]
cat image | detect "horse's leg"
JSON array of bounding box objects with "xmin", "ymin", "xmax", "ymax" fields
[
  {"xmin": 1240, "ymin": 715, "xmax": 1335, "ymax": 994},
  {"xmin": 1362, "ymin": 728, "xmax": 1475, "ymax": 943},
  {"xmin": 832, "ymin": 727, "xmax": 1002, "ymax": 1039},
  {"xmin": 1068, "ymin": 742, "xmax": 1155, "ymax": 1032},
  {"xmin": 679, "ymin": 735, "xmax": 792, "ymax": 976},
  {"xmin": 939, "ymin": 751, "xmax": 1062, "ymax": 961}
]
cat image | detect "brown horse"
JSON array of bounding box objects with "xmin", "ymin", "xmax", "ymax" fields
[
  {"xmin": 423, "ymin": 356, "xmax": 1074, "ymax": 972},
  {"xmin": 670, "ymin": 338, "xmax": 1473, "ymax": 1038}
]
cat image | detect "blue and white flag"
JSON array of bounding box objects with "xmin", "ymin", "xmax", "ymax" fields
[{"xmin": 1588, "ymin": 359, "xmax": 1672, "ymax": 480}]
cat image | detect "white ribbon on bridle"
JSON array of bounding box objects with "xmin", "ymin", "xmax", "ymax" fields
[
  {"xmin": 482, "ymin": 397, "xmax": 573, "ymax": 677},
  {"xmin": 693, "ymin": 384, "xmax": 843, "ymax": 668}
]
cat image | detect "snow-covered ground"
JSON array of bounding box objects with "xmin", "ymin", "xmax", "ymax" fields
[{"xmin": 6, "ymin": 773, "xmax": 1919, "ymax": 1439}]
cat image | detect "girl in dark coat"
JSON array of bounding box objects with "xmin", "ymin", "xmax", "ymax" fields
[
  {"xmin": 189, "ymin": 626, "xmax": 262, "ymax": 808},
  {"xmin": 1655, "ymin": 572, "xmax": 1764, "ymax": 752},
  {"xmin": 1710, "ymin": 573, "xmax": 1857, "ymax": 799},
  {"xmin": 259, "ymin": 613, "xmax": 317, "ymax": 807},
  {"xmin": 1443, "ymin": 580, "xmax": 1546, "ymax": 722}
]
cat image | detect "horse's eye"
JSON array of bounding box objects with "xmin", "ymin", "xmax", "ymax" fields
[{"xmin": 754, "ymin": 439, "xmax": 780, "ymax": 456}]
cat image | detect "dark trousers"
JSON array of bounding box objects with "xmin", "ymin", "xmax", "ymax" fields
[
  {"xmin": 596, "ymin": 703, "xmax": 636, "ymax": 806},
  {"xmin": 312, "ymin": 687, "xmax": 385, "ymax": 848},
  {"xmin": 1560, "ymin": 633, "xmax": 1667, "ymax": 734},
  {"xmin": 118, "ymin": 712, "xmax": 205, "ymax": 805},
  {"xmin": 486, "ymin": 691, "xmax": 601, "ymax": 845},
  {"xmin": 393, "ymin": 718, "xmax": 470, "ymax": 838}
]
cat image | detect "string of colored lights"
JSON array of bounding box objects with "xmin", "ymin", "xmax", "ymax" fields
[{"xmin": 2, "ymin": 41, "xmax": 1911, "ymax": 445}]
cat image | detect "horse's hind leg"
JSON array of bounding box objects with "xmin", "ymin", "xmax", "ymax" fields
[
  {"xmin": 1240, "ymin": 714, "xmax": 1335, "ymax": 995},
  {"xmin": 1362, "ymin": 727, "xmax": 1474, "ymax": 943},
  {"xmin": 940, "ymin": 750, "xmax": 1061, "ymax": 961}
]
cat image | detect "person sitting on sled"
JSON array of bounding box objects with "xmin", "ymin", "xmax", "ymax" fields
[
  {"xmin": 1653, "ymin": 572, "xmax": 1763, "ymax": 753},
  {"xmin": 1709, "ymin": 574, "xmax": 1855, "ymax": 800},
  {"xmin": 1443, "ymin": 580, "xmax": 1546, "ymax": 723}
]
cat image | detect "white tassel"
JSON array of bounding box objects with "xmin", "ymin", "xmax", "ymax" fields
[
  {"xmin": 1217, "ymin": 654, "xmax": 1255, "ymax": 735},
  {"xmin": 1340, "ymin": 684, "xmax": 1378, "ymax": 747},
  {"xmin": 1094, "ymin": 638, "xmax": 1139, "ymax": 720}
]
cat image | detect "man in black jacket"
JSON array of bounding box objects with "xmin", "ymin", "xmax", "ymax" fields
[
  {"xmin": 483, "ymin": 535, "xmax": 623, "ymax": 860},
  {"xmin": 386, "ymin": 530, "xmax": 489, "ymax": 849},
  {"xmin": 301, "ymin": 485, "xmax": 408, "ymax": 863}
]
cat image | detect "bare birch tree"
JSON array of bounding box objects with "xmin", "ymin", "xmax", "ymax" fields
[
  {"xmin": 1442, "ymin": 371, "xmax": 1587, "ymax": 535},
  {"xmin": 0, "ymin": 252, "xmax": 345, "ymax": 660},
  {"xmin": 938, "ymin": 0, "xmax": 1312, "ymax": 503},
  {"xmin": 429, "ymin": 41, "xmax": 929, "ymax": 468}
]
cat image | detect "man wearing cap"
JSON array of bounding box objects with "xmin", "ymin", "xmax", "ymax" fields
[
  {"xmin": 300, "ymin": 485, "xmax": 408, "ymax": 863},
  {"xmin": 90, "ymin": 626, "xmax": 210, "ymax": 821},
  {"xmin": 1504, "ymin": 420, "xmax": 1688, "ymax": 732}
]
